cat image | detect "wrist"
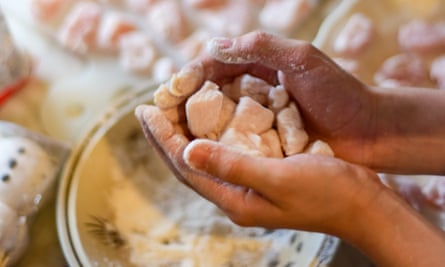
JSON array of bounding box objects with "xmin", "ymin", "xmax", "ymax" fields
[
  {"xmin": 367, "ymin": 87, "xmax": 445, "ymax": 174},
  {"xmin": 333, "ymin": 175, "xmax": 445, "ymax": 267}
]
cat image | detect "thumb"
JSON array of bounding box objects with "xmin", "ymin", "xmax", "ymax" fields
[{"xmin": 183, "ymin": 139, "xmax": 278, "ymax": 191}]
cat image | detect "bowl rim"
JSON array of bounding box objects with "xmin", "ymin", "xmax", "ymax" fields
[{"xmin": 56, "ymin": 83, "xmax": 156, "ymax": 266}]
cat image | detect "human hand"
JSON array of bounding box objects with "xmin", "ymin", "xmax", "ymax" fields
[
  {"xmin": 151, "ymin": 31, "xmax": 377, "ymax": 165},
  {"xmin": 135, "ymin": 104, "xmax": 382, "ymax": 235},
  {"xmin": 134, "ymin": 30, "xmax": 380, "ymax": 232}
]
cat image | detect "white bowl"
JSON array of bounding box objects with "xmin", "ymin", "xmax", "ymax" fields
[{"xmin": 56, "ymin": 85, "xmax": 345, "ymax": 267}]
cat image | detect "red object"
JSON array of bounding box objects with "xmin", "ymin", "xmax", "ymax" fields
[{"xmin": 0, "ymin": 77, "xmax": 29, "ymax": 106}]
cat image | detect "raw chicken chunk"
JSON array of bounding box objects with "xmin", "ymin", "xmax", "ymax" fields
[
  {"xmin": 219, "ymin": 128, "xmax": 266, "ymax": 157},
  {"xmin": 152, "ymin": 57, "xmax": 178, "ymax": 84},
  {"xmin": 177, "ymin": 31, "xmax": 212, "ymax": 61},
  {"xmin": 227, "ymin": 96, "xmax": 274, "ymax": 134},
  {"xmin": 222, "ymin": 74, "xmax": 273, "ymax": 105},
  {"xmin": 276, "ymin": 103, "xmax": 308, "ymax": 156},
  {"xmin": 259, "ymin": 0, "xmax": 314, "ymax": 34},
  {"xmin": 0, "ymin": 137, "xmax": 54, "ymax": 215},
  {"xmin": 154, "ymin": 83, "xmax": 186, "ymax": 109},
  {"xmin": 304, "ymin": 140, "xmax": 334, "ymax": 157},
  {"xmin": 183, "ymin": 0, "xmax": 228, "ymax": 9},
  {"xmin": 333, "ymin": 13, "xmax": 375, "ymax": 57},
  {"xmin": 260, "ymin": 129, "xmax": 284, "ymax": 158},
  {"xmin": 97, "ymin": 12, "xmax": 137, "ymax": 52},
  {"xmin": 31, "ymin": 0, "xmax": 72, "ymax": 23},
  {"xmin": 125, "ymin": 0, "xmax": 157, "ymax": 13},
  {"xmin": 430, "ymin": 55, "xmax": 445, "ymax": 89},
  {"xmin": 374, "ymin": 54, "xmax": 429, "ymax": 88},
  {"xmin": 118, "ymin": 31, "xmax": 158, "ymax": 74},
  {"xmin": 219, "ymin": 128, "xmax": 283, "ymax": 158},
  {"xmin": 169, "ymin": 64, "xmax": 205, "ymax": 97},
  {"xmin": 196, "ymin": 0, "xmax": 255, "ymax": 37},
  {"xmin": 422, "ymin": 177, "xmax": 445, "ymax": 211},
  {"xmin": 146, "ymin": 0, "xmax": 191, "ymax": 43},
  {"xmin": 398, "ymin": 19, "xmax": 445, "ymax": 55},
  {"xmin": 268, "ymin": 84, "xmax": 289, "ymax": 113},
  {"xmin": 185, "ymin": 81, "xmax": 236, "ymax": 139},
  {"xmin": 57, "ymin": 1, "xmax": 103, "ymax": 54}
]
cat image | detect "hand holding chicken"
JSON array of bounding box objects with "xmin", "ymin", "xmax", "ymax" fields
[{"xmin": 136, "ymin": 31, "xmax": 445, "ymax": 267}]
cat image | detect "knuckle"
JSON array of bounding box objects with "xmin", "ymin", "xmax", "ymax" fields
[{"xmin": 245, "ymin": 30, "xmax": 273, "ymax": 47}]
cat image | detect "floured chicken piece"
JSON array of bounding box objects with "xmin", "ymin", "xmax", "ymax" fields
[
  {"xmin": 398, "ymin": 19, "xmax": 445, "ymax": 55},
  {"xmin": 227, "ymin": 96, "xmax": 274, "ymax": 134},
  {"xmin": 304, "ymin": 140, "xmax": 335, "ymax": 157},
  {"xmin": 31, "ymin": 0, "xmax": 73, "ymax": 23},
  {"xmin": 152, "ymin": 57, "xmax": 178, "ymax": 84},
  {"xmin": 183, "ymin": 0, "xmax": 228, "ymax": 9},
  {"xmin": 118, "ymin": 31, "xmax": 158, "ymax": 74},
  {"xmin": 333, "ymin": 13, "xmax": 375, "ymax": 57},
  {"xmin": 125, "ymin": 0, "xmax": 157, "ymax": 13},
  {"xmin": 177, "ymin": 30, "xmax": 212, "ymax": 61},
  {"xmin": 143, "ymin": 69, "xmax": 335, "ymax": 160},
  {"xmin": 268, "ymin": 85, "xmax": 289, "ymax": 113},
  {"xmin": 154, "ymin": 83, "xmax": 187, "ymax": 109},
  {"xmin": 259, "ymin": 0, "xmax": 315, "ymax": 34},
  {"xmin": 169, "ymin": 64, "xmax": 205, "ymax": 97},
  {"xmin": 145, "ymin": 0, "xmax": 191, "ymax": 44},
  {"xmin": 260, "ymin": 129, "xmax": 284, "ymax": 158},
  {"xmin": 374, "ymin": 54, "xmax": 429, "ymax": 88},
  {"xmin": 276, "ymin": 103, "xmax": 309, "ymax": 156},
  {"xmin": 57, "ymin": 1, "xmax": 103, "ymax": 54},
  {"xmin": 96, "ymin": 12, "xmax": 137, "ymax": 52},
  {"xmin": 422, "ymin": 177, "xmax": 445, "ymax": 210},
  {"xmin": 185, "ymin": 81, "xmax": 235, "ymax": 140},
  {"xmin": 222, "ymin": 74, "xmax": 273, "ymax": 105},
  {"xmin": 195, "ymin": 0, "xmax": 256, "ymax": 37},
  {"xmin": 430, "ymin": 55, "xmax": 445, "ymax": 89},
  {"xmin": 219, "ymin": 128, "xmax": 282, "ymax": 158},
  {"xmin": 219, "ymin": 128, "xmax": 267, "ymax": 157}
]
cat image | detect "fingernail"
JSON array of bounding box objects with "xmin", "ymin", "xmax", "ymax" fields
[
  {"xmin": 207, "ymin": 38, "xmax": 234, "ymax": 56},
  {"xmin": 211, "ymin": 37, "xmax": 233, "ymax": 49},
  {"xmin": 183, "ymin": 140, "xmax": 211, "ymax": 170}
]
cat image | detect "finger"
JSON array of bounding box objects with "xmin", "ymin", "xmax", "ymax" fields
[
  {"xmin": 135, "ymin": 104, "xmax": 190, "ymax": 182},
  {"xmin": 180, "ymin": 54, "xmax": 279, "ymax": 88},
  {"xmin": 183, "ymin": 139, "xmax": 283, "ymax": 194},
  {"xmin": 208, "ymin": 31, "xmax": 327, "ymax": 74}
]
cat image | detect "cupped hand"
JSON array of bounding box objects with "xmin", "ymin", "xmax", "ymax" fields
[
  {"xmin": 135, "ymin": 104, "xmax": 383, "ymax": 235},
  {"xmin": 168, "ymin": 31, "xmax": 377, "ymax": 165}
]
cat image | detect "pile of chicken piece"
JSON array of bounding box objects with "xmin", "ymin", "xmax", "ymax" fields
[
  {"xmin": 30, "ymin": 0, "xmax": 318, "ymax": 82},
  {"xmin": 330, "ymin": 13, "xmax": 445, "ymax": 89},
  {"xmin": 153, "ymin": 71, "xmax": 334, "ymax": 158}
]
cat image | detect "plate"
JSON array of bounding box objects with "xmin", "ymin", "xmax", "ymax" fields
[{"xmin": 56, "ymin": 85, "xmax": 347, "ymax": 267}]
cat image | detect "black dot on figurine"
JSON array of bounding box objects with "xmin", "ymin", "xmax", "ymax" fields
[
  {"xmin": 8, "ymin": 158, "xmax": 17, "ymax": 169},
  {"xmin": 1, "ymin": 174, "xmax": 10, "ymax": 182},
  {"xmin": 296, "ymin": 242, "xmax": 304, "ymax": 253},
  {"xmin": 18, "ymin": 147, "xmax": 26, "ymax": 154},
  {"xmin": 268, "ymin": 259, "xmax": 280, "ymax": 267}
]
